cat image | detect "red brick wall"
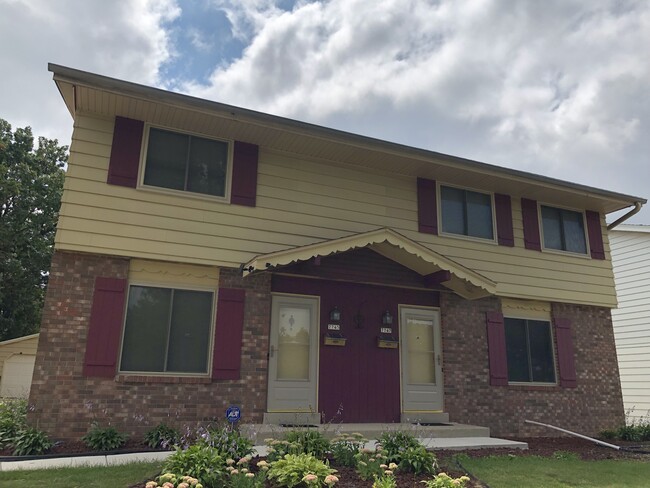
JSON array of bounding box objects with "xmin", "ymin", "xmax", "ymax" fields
[
  {"xmin": 28, "ymin": 251, "xmax": 271, "ymax": 441},
  {"xmin": 441, "ymin": 292, "xmax": 625, "ymax": 437}
]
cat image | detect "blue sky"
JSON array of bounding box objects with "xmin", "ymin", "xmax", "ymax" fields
[{"xmin": 1, "ymin": 0, "xmax": 648, "ymax": 223}]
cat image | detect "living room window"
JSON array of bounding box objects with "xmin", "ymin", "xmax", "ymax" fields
[
  {"xmin": 540, "ymin": 205, "xmax": 587, "ymax": 254},
  {"xmin": 504, "ymin": 317, "xmax": 556, "ymax": 383},
  {"xmin": 440, "ymin": 185, "xmax": 494, "ymax": 240},
  {"xmin": 119, "ymin": 285, "xmax": 214, "ymax": 374},
  {"xmin": 143, "ymin": 127, "xmax": 229, "ymax": 198}
]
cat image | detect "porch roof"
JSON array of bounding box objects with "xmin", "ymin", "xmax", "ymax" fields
[{"xmin": 242, "ymin": 228, "xmax": 497, "ymax": 300}]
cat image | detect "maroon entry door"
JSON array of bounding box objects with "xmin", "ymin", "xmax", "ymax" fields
[{"xmin": 272, "ymin": 276, "xmax": 439, "ymax": 423}]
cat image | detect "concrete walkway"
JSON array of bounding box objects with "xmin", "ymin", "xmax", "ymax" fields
[{"xmin": 0, "ymin": 436, "xmax": 527, "ymax": 472}]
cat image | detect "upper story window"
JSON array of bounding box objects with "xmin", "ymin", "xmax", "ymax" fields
[
  {"xmin": 540, "ymin": 205, "xmax": 587, "ymax": 254},
  {"xmin": 119, "ymin": 285, "xmax": 214, "ymax": 374},
  {"xmin": 440, "ymin": 185, "xmax": 494, "ymax": 240},
  {"xmin": 143, "ymin": 127, "xmax": 229, "ymax": 198},
  {"xmin": 504, "ymin": 317, "xmax": 556, "ymax": 384}
]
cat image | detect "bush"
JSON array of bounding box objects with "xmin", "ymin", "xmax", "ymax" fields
[
  {"xmin": 199, "ymin": 424, "xmax": 255, "ymax": 460},
  {"xmin": 11, "ymin": 426, "xmax": 53, "ymax": 456},
  {"xmin": 265, "ymin": 438, "xmax": 301, "ymax": 462},
  {"xmin": 399, "ymin": 445, "xmax": 438, "ymax": 475},
  {"xmin": 147, "ymin": 472, "xmax": 204, "ymax": 488},
  {"xmin": 162, "ymin": 444, "xmax": 224, "ymax": 488},
  {"xmin": 330, "ymin": 432, "xmax": 367, "ymax": 467},
  {"xmin": 225, "ymin": 456, "xmax": 267, "ymax": 488},
  {"xmin": 267, "ymin": 453, "xmax": 336, "ymax": 488},
  {"xmin": 145, "ymin": 422, "xmax": 180, "ymax": 449},
  {"xmin": 285, "ymin": 429, "xmax": 330, "ymax": 458},
  {"xmin": 377, "ymin": 431, "xmax": 421, "ymax": 464},
  {"xmin": 82, "ymin": 423, "xmax": 128, "ymax": 451},
  {"xmin": 355, "ymin": 448, "xmax": 389, "ymax": 481},
  {"xmin": 0, "ymin": 399, "xmax": 27, "ymax": 448},
  {"xmin": 421, "ymin": 472, "xmax": 471, "ymax": 488}
]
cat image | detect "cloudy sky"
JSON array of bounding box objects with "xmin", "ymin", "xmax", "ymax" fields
[{"xmin": 1, "ymin": 0, "xmax": 648, "ymax": 223}]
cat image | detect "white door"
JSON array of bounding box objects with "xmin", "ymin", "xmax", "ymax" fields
[
  {"xmin": 0, "ymin": 354, "xmax": 36, "ymax": 398},
  {"xmin": 267, "ymin": 295, "xmax": 319, "ymax": 412},
  {"xmin": 400, "ymin": 307, "xmax": 443, "ymax": 412}
]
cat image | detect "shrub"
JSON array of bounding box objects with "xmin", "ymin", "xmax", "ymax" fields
[
  {"xmin": 265, "ymin": 438, "xmax": 302, "ymax": 463},
  {"xmin": 285, "ymin": 429, "xmax": 330, "ymax": 458},
  {"xmin": 267, "ymin": 453, "xmax": 337, "ymax": 488},
  {"xmin": 0, "ymin": 399, "xmax": 28, "ymax": 448},
  {"xmin": 145, "ymin": 422, "xmax": 180, "ymax": 449},
  {"xmin": 146, "ymin": 472, "xmax": 204, "ymax": 488},
  {"xmin": 398, "ymin": 445, "xmax": 438, "ymax": 475},
  {"xmin": 330, "ymin": 432, "xmax": 367, "ymax": 467},
  {"xmin": 11, "ymin": 426, "xmax": 53, "ymax": 456},
  {"xmin": 354, "ymin": 448, "xmax": 389, "ymax": 481},
  {"xmin": 225, "ymin": 456, "xmax": 267, "ymax": 488},
  {"xmin": 377, "ymin": 431, "xmax": 421, "ymax": 464},
  {"xmin": 373, "ymin": 471, "xmax": 397, "ymax": 488},
  {"xmin": 421, "ymin": 472, "xmax": 471, "ymax": 488},
  {"xmin": 82, "ymin": 423, "xmax": 128, "ymax": 451},
  {"xmin": 199, "ymin": 424, "xmax": 255, "ymax": 460},
  {"xmin": 162, "ymin": 444, "xmax": 224, "ymax": 488}
]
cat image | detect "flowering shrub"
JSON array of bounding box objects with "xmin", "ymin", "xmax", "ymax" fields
[
  {"xmin": 421, "ymin": 472, "xmax": 471, "ymax": 488},
  {"xmin": 145, "ymin": 473, "xmax": 203, "ymax": 488},
  {"xmin": 162, "ymin": 444, "xmax": 224, "ymax": 488},
  {"xmin": 264, "ymin": 438, "xmax": 302, "ymax": 462},
  {"xmin": 354, "ymin": 448, "xmax": 389, "ymax": 481},
  {"xmin": 267, "ymin": 453, "xmax": 337, "ymax": 488},
  {"xmin": 330, "ymin": 432, "xmax": 367, "ymax": 467},
  {"xmin": 225, "ymin": 456, "xmax": 267, "ymax": 488},
  {"xmin": 372, "ymin": 470, "xmax": 397, "ymax": 488}
]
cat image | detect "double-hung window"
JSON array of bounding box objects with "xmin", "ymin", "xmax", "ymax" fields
[
  {"xmin": 541, "ymin": 205, "xmax": 587, "ymax": 254},
  {"xmin": 504, "ymin": 317, "xmax": 556, "ymax": 383},
  {"xmin": 120, "ymin": 285, "xmax": 214, "ymax": 374},
  {"xmin": 143, "ymin": 127, "xmax": 229, "ymax": 198},
  {"xmin": 440, "ymin": 185, "xmax": 494, "ymax": 240}
]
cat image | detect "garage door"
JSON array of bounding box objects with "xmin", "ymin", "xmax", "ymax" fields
[{"xmin": 0, "ymin": 354, "xmax": 36, "ymax": 398}]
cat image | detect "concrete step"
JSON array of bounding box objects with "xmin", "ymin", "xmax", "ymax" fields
[{"xmin": 241, "ymin": 422, "xmax": 490, "ymax": 444}]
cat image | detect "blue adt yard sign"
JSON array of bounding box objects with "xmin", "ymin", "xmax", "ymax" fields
[{"xmin": 226, "ymin": 405, "xmax": 241, "ymax": 424}]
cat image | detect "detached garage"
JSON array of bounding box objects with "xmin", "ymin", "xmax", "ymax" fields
[{"xmin": 0, "ymin": 334, "xmax": 39, "ymax": 398}]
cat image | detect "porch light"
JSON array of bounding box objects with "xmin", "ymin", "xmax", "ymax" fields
[
  {"xmin": 329, "ymin": 306, "xmax": 341, "ymax": 322},
  {"xmin": 382, "ymin": 310, "xmax": 393, "ymax": 326}
]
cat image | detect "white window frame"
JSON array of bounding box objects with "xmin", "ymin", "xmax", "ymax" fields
[
  {"xmin": 538, "ymin": 203, "xmax": 590, "ymax": 257},
  {"xmin": 437, "ymin": 182, "xmax": 497, "ymax": 244},
  {"xmin": 138, "ymin": 124, "xmax": 234, "ymax": 203},
  {"xmin": 117, "ymin": 281, "xmax": 217, "ymax": 377}
]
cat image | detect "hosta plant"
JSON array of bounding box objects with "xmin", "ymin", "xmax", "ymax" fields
[
  {"xmin": 11, "ymin": 426, "xmax": 53, "ymax": 456},
  {"xmin": 144, "ymin": 422, "xmax": 180, "ymax": 449},
  {"xmin": 82, "ymin": 423, "xmax": 127, "ymax": 451},
  {"xmin": 398, "ymin": 445, "xmax": 438, "ymax": 475},
  {"xmin": 267, "ymin": 453, "xmax": 336, "ymax": 488}
]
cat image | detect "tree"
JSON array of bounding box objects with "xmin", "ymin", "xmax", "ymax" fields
[{"xmin": 0, "ymin": 118, "xmax": 67, "ymax": 341}]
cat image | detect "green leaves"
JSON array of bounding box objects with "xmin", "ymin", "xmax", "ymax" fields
[
  {"xmin": 82, "ymin": 423, "xmax": 128, "ymax": 451},
  {"xmin": 0, "ymin": 118, "xmax": 67, "ymax": 341}
]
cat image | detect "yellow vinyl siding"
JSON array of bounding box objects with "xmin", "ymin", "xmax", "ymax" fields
[
  {"xmin": 129, "ymin": 259, "xmax": 219, "ymax": 288},
  {"xmin": 55, "ymin": 113, "xmax": 617, "ymax": 307}
]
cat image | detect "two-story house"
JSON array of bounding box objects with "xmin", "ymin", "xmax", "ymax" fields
[{"xmin": 29, "ymin": 64, "xmax": 645, "ymax": 440}]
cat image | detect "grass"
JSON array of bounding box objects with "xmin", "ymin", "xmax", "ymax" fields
[
  {"xmin": 0, "ymin": 461, "xmax": 162, "ymax": 487},
  {"xmin": 459, "ymin": 455, "xmax": 650, "ymax": 488}
]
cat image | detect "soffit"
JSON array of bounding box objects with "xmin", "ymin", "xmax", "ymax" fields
[
  {"xmin": 51, "ymin": 66, "xmax": 645, "ymax": 215},
  {"xmin": 243, "ymin": 228, "xmax": 496, "ymax": 300}
]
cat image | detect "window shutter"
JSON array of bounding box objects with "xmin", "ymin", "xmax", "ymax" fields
[
  {"xmin": 585, "ymin": 210, "xmax": 605, "ymax": 260},
  {"xmin": 494, "ymin": 193, "xmax": 514, "ymax": 246},
  {"xmin": 417, "ymin": 178, "xmax": 438, "ymax": 235},
  {"xmin": 231, "ymin": 141, "xmax": 259, "ymax": 207},
  {"xmin": 212, "ymin": 288, "xmax": 246, "ymax": 380},
  {"xmin": 554, "ymin": 318, "xmax": 577, "ymax": 388},
  {"xmin": 107, "ymin": 117, "xmax": 144, "ymax": 188},
  {"xmin": 83, "ymin": 277, "xmax": 127, "ymax": 377},
  {"xmin": 486, "ymin": 312, "xmax": 508, "ymax": 386},
  {"xmin": 521, "ymin": 198, "xmax": 541, "ymax": 251}
]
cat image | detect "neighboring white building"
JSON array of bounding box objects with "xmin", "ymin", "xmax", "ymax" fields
[
  {"xmin": 0, "ymin": 333, "xmax": 39, "ymax": 398},
  {"xmin": 610, "ymin": 224, "xmax": 650, "ymax": 421}
]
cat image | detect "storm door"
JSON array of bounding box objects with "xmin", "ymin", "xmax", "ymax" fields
[
  {"xmin": 267, "ymin": 294, "xmax": 319, "ymax": 413},
  {"xmin": 400, "ymin": 307, "xmax": 443, "ymax": 413}
]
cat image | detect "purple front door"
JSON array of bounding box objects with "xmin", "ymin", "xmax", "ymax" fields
[{"xmin": 272, "ymin": 276, "xmax": 439, "ymax": 423}]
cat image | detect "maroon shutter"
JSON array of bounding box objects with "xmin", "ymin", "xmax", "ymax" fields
[
  {"xmin": 231, "ymin": 141, "xmax": 259, "ymax": 207},
  {"xmin": 554, "ymin": 318, "xmax": 577, "ymax": 388},
  {"xmin": 521, "ymin": 198, "xmax": 541, "ymax": 251},
  {"xmin": 417, "ymin": 178, "xmax": 438, "ymax": 235},
  {"xmin": 107, "ymin": 117, "xmax": 144, "ymax": 188},
  {"xmin": 494, "ymin": 193, "xmax": 514, "ymax": 247},
  {"xmin": 212, "ymin": 288, "xmax": 246, "ymax": 380},
  {"xmin": 486, "ymin": 312, "xmax": 508, "ymax": 386},
  {"xmin": 83, "ymin": 277, "xmax": 127, "ymax": 377},
  {"xmin": 585, "ymin": 210, "xmax": 605, "ymax": 260}
]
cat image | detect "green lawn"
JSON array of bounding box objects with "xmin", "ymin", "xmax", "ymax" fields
[
  {"xmin": 460, "ymin": 455, "xmax": 650, "ymax": 488},
  {"xmin": 0, "ymin": 461, "xmax": 162, "ymax": 488}
]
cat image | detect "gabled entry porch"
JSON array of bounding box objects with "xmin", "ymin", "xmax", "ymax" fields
[{"xmin": 242, "ymin": 228, "xmax": 496, "ymax": 425}]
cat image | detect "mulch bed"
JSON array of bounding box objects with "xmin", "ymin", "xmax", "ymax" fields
[{"xmin": 4, "ymin": 437, "xmax": 649, "ymax": 487}]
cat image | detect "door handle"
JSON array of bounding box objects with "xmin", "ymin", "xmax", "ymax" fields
[{"xmin": 269, "ymin": 344, "xmax": 275, "ymax": 358}]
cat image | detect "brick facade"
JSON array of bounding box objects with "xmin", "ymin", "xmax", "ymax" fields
[
  {"xmin": 29, "ymin": 251, "xmax": 624, "ymax": 441},
  {"xmin": 441, "ymin": 292, "xmax": 625, "ymax": 437},
  {"xmin": 28, "ymin": 251, "xmax": 271, "ymax": 441}
]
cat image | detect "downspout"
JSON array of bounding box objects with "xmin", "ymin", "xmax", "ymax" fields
[{"xmin": 607, "ymin": 201, "xmax": 644, "ymax": 231}]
